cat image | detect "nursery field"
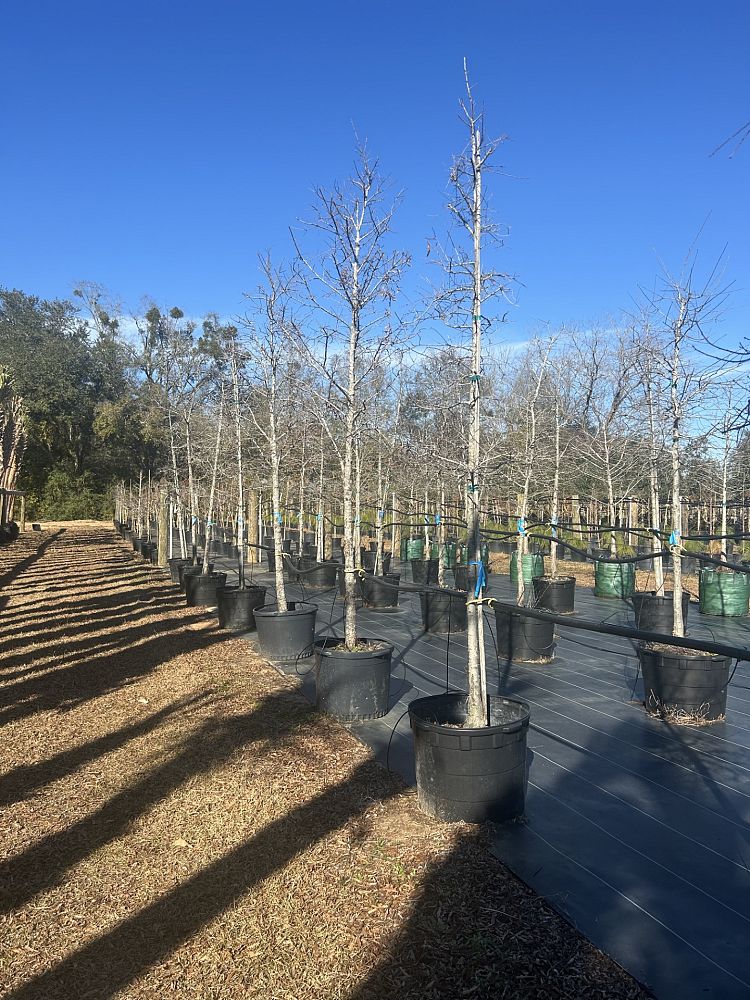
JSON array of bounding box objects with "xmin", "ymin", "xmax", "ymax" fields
[
  {"xmin": 0, "ymin": 523, "xmax": 650, "ymax": 1000},
  {"xmin": 231, "ymin": 546, "xmax": 750, "ymax": 1000}
]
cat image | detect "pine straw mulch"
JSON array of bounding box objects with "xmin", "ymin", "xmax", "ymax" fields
[{"xmin": 0, "ymin": 522, "xmax": 651, "ymax": 1000}]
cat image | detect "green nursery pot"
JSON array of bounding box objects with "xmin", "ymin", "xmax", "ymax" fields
[
  {"xmin": 699, "ymin": 567, "xmax": 749, "ymax": 617},
  {"xmin": 406, "ymin": 538, "xmax": 424, "ymax": 560},
  {"xmin": 594, "ymin": 560, "xmax": 635, "ymax": 598},
  {"xmin": 509, "ymin": 551, "xmax": 544, "ymax": 585}
]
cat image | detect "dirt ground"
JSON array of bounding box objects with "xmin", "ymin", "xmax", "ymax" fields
[{"xmin": 0, "ymin": 523, "xmax": 651, "ymax": 999}]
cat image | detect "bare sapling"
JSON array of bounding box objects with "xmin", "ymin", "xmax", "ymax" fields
[
  {"xmin": 244, "ymin": 256, "xmax": 300, "ymax": 613},
  {"xmin": 202, "ymin": 391, "xmax": 224, "ymax": 575},
  {"xmin": 293, "ymin": 143, "xmax": 409, "ymax": 651},
  {"xmin": 431, "ymin": 63, "xmax": 514, "ymax": 727},
  {"xmin": 645, "ymin": 250, "xmax": 731, "ymax": 637},
  {"xmin": 228, "ymin": 330, "xmax": 247, "ymax": 587}
]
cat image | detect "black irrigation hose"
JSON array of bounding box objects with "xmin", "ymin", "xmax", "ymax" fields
[{"xmin": 488, "ymin": 598, "xmax": 750, "ymax": 663}]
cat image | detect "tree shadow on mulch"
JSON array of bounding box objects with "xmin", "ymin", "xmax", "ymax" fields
[
  {"xmin": 0, "ymin": 529, "xmax": 66, "ymax": 610},
  {"xmin": 1, "ymin": 699, "xmax": 401, "ymax": 1000},
  {"xmin": 0, "ymin": 591, "xmax": 185, "ymax": 653},
  {"xmin": 0, "ymin": 690, "xmax": 218, "ymax": 807},
  {"xmin": 0, "ymin": 612, "xmax": 226, "ymax": 726}
]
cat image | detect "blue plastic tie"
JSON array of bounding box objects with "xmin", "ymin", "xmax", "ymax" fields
[
  {"xmin": 275, "ymin": 512, "xmax": 283, "ymax": 525},
  {"xmin": 435, "ymin": 514, "xmax": 441, "ymax": 525},
  {"xmin": 469, "ymin": 559, "xmax": 487, "ymax": 598},
  {"xmin": 669, "ymin": 530, "xmax": 680, "ymax": 547},
  {"xmin": 517, "ymin": 517, "xmax": 526, "ymax": 536}
]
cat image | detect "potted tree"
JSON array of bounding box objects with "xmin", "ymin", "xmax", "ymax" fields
[
  {"xmin": 247, "ymin": 258, "xmax": 318, "ymax": 663},
  {"xmin": 293, "ymin": 143, "xmax": 408, "ymax": 722},
  {"xmin": 531, "ymin": 339, "xmax": 577, "ymax": 614},
  {"xmin": 637, "ymin": 257, "xmax": 734, "ymax": 722},
  {"xmin": 572, "ymin": 326, "xmax": 640, "ymax": 599},
  {"xmin": 408, "ymin": 65, "xmax": 531, "ymax": 823},
  {"xmin": 200, "ymin": 319, "xmax": 268, "ymax": 632},
  {"xmin": 497, "ymin": 339, "xmax": 555, "ymax": 662},
  {"xmin": 629, "ymin": 317, "xmax": 686, "ymax": 631},
  {"xmin": 185, "ymin": 384, "xmax": 227, "ymax": 609}
]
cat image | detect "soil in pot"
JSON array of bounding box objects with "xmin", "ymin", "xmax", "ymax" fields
[
  {"xmin": 532, "ymin": 575, "xmax": 575, "ymax": 614},
  {"xmin": 217, "ymin": 585, "xmax": 267, "ymax": 632},
  {"xmin": 631, "ymin": 591, "xmax": 689, "ymax": 633},
  {"xmin": 409, "ymin": 692, "xmax": 530, "ymax": 824},
  {"xmin": 495, "ymin": 604, "xmax": 554, "ymax": 663},
  {"xmin": 420, "ymin": 589, "xmax": 468, "ymax": 633},
  {"xmin": 254, "ymin": 601, "xmax": 318, "ymax": 662},
  {"xmin": 314, "ymin": 636, "xmax": 393, "ymax": 722},
  {"xmin": 361, "ymin": 572, "xmax": 400, "ymax": 609},
  {"xmin": 638, "ymin": 642, "xmax": 732, "ymax": 723}
]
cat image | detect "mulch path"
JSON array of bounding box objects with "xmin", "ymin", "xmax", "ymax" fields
[{"xmin": 0, "ymin": 523, "xmax": 651, "ymax": 999}]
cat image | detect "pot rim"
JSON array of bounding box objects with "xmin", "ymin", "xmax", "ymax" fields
[
  {"xmin": 254, "ymin": 601, "xmax": 318, "ymax": 618},
  {"xmin": 314, "ymin": 636, "xmax": 394, "ymax": 659},
  {"xmin": 409, "ymin": 692, "xmax": 530, "ymax": 734}
]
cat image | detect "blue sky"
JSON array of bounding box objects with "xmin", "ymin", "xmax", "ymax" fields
[{"xmin": 2, "ymin": 1, "xmax": 748, "ymax": 344}]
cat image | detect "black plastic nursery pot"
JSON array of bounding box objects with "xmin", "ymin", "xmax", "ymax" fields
[
  {"xmin": 139, "ymin": 539, "xmax": 155, "ymax": 560},
  {"xmin": 185, "ymin": 571, "xmax": 227, "ymax": 608},
  {"xmin": 217, "ymin": 585, "xmax": 267, "ymax": 632},
  {"xmin": 254, "ymin": 601, "xmax": 318, "ymax": 662},
  {"xmin": 299, "ymin": 560, "xmax": 339, "ymax": 591},
  {"xmin": 532, "ymin": 575, "xmax": 575, "ymax": 615},
  {"xmin": 168, "ymin": 557, "xmax": 190, "ymax": 585},
  {"xmin": 409, "ymin": 693, "xmax": 530, "ymax": 824},
  {"xmin": 179, "ymin": 561, "xmax": 212, "ymax": 593},
  {"xmin": 337, "ymin": 565, "xmax": 365, "ymax": 600},
  {"xmin": 411, "ymin": 558, "xmax": 439, "ymax": 586},
  {"xmin": 638, "ymin": 644, "xmax": 732, "ymax": 722},
  {"xmin": 362, "ymin": 550, "xmax": 391, "ymax": 574},
  {"xmin": 452, "ymin": 563, "xmax": 488, "ymax": 593},
  {"xmin": 314, "ymin": 636, "xmax": 393, "ymax": 722},
  {"xmin": 361, "ymin": 572, "xmax": 400, "ymax": 609},
  {"xmin": 283, "ymin": 555, "xmax": 301, "ymax": 584},
  {"xmin": 494, "ymin": 604, "xmax": 555, "ymax": 663},
  {"xmin": 630, "ymin": 591, "xmax": 689, "ymax": 633},
  {"xmin": 420, "ymin": 588, "xmax": 468, "ymax": 633}
]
